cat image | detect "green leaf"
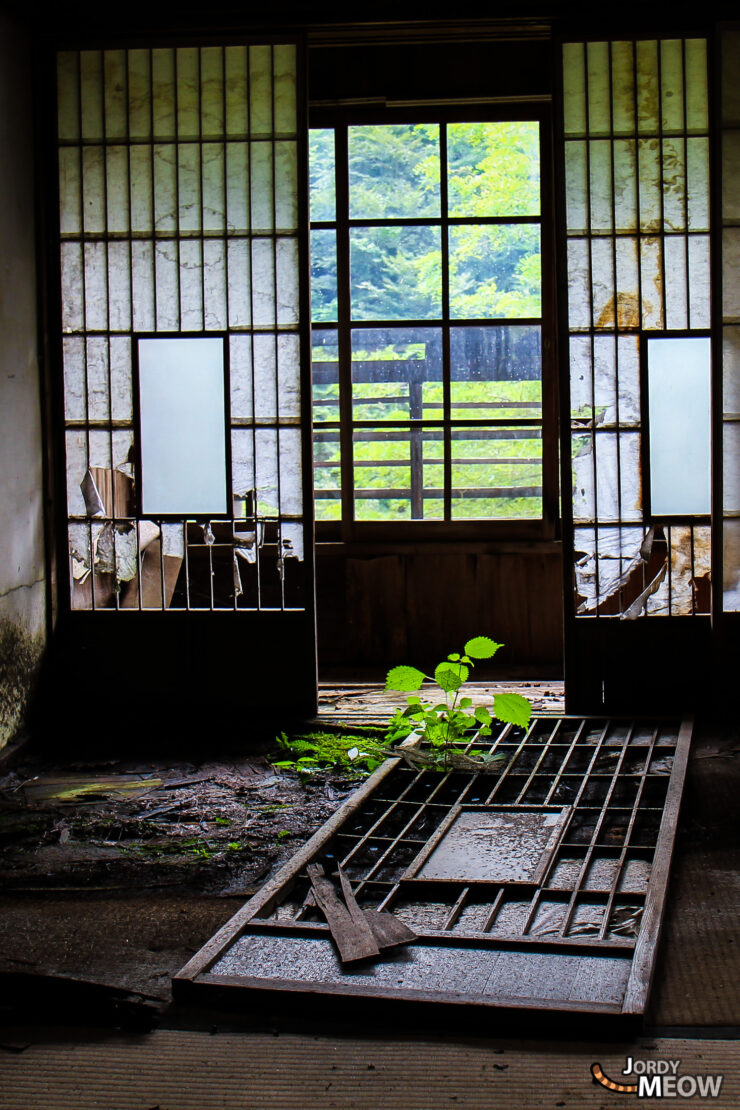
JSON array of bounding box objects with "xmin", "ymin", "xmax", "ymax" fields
[
  {"xmin": 386, "ymin": 665, "xmax": 426, "ymax": 692},
  {"xmin": 493, "ymin": 692, "xmax": 532, "ymax": 729},
  {"xmin": 458, "ymin": 697, "xmax": 473, "ymax": 709},
  {"xmin": 406, "ymin": 695, "xmax": 421, "ymax": 705},
  {"xmin": 434, "ymin": 661, "xmax": 469, "ymax": 693},
  {"xmin": 474, "ymin": 705, "xmax": 491, "ymax": 725},
  {"xmin": 447, "ymin": 653, "xmax": 461, "ymax": 661},
  {"xmin": 464, "ymin": 636, "xmax": 504, "ymax": 660}
]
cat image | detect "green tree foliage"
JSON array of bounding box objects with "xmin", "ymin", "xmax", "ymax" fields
[{"xmin": 309, "ymin": 121, "xmax": 543, "ymax": 522}]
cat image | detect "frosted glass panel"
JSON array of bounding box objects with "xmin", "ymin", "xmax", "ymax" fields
[
  {"xmin": 138, "ymin": 337, "xmax": 227, "ymax": 515},
  {"xmin": 647, "ymin": 337, "xmax": 711, "ymax": 516}
]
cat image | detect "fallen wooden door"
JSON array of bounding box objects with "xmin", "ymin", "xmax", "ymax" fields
[{"xmin": 174, "ymin": 716, "xmax": 691, "ymax": 1019}]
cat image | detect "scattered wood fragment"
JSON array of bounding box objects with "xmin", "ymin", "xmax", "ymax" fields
[
  {"xmin": 307, "ymin": 863, "xmax": 380, "ymax": 963},
  {"xmin": 338, "ymin": 866, "xmax": 416, "ymax": 949}
]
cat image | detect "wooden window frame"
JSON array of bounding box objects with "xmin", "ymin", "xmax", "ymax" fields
[{"xmin": 309, "ymin": 102, "xmax": 559, "ymax": 545}]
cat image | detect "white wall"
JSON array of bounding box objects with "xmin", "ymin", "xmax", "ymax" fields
[{"xmin": 0, "ymin": 13, "xmax": 46, "ymax": 748}]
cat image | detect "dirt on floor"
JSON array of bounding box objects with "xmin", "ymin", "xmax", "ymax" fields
[
  {"xmin": 0, "ymin": 707, "xmax": 738, "ymax": 1031},
  {"xmin": 0, "ymin": 736, "xmax": 362, "ymax": 1000}
]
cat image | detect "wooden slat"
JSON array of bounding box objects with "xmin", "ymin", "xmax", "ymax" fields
[
  {"xmin": 307, "ymin": 864, "xmax": 380, "ymax": 963},
  {"xmin": 622, "ymin": 717, "xmax": 694, "ymax": 1014}
]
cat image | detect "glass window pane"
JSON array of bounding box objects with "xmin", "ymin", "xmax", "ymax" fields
[
  {"xmin": 312, "ymin": 330, "xmax": 339, "ymax": 424},
  {"xmin": 349, "ymin": 124, "xmax": 440, "ymax": 219},
  {"xmin": 647, "ymin": 336, "xmax": 711, "ymax": 516},
  {"xmin": 309, "ymin": 128, "xmax": 335, "ymax": 221},
  {"xmin": 350, "ymin": 225, "xmax": 442, "ymax": 320},
  {"xmin": 313, "ymin": 428, "xmax": 341, "ymax": 520},
  {"xmin": 447, "ymin": 121, "xmax": 540, "ymax": 217},
  {"xmin": 310, "ymin": 229, "xmax": 337, "ymax": 322},
  {"xmin": 450, "ymin": 427, "xmax": 542, "ymax": 520},
  {"xmin": 353, "ymin": 427, "xmax": 443, "ymax": 521},
  {"xmin": 450, "ymin": 326, "xmax": 541, "ymax": 420},
  {"xmin": 351, "ymin": 327, "xmax": 442, "ymax": 422},
  {"xmin": 449, "ymin": 224, "xmax": 541, "ymax": 319},
  {"xmin": 138, "ymin": 337, "xmax": 227, "ymax": 516}
]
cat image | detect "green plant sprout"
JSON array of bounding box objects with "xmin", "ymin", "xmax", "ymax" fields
[{"xmin": 385, "ymin": 635, "xmax": 532, "ymax": 769}]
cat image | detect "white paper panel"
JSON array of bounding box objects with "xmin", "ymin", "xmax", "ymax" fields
[
  {"xmin": 586, "ymin": 43, "xmax": 610, "ymax": 137},
  {"xmin": 127, "ymin": 50, "xmax": 151, "ymax": 140},
  {"xmin": 108, "ymin": 241, "xmax": 132, "ymax": 332},
  {"xmin": 203, "ymin": 239, "xmax": 228, "ymax": 331},
  {"xmin": 57, "ymin": 52, "xmax": 80, "ymax": 141},
  {"xmin": 613, "ymin": 140, "xmax": 637, "ymax": 230},
  {"xmin": 229, "ymin": 335, "xmax": 253, "ymax": 421},
  {"xmin": 636, "ymin": 40, "xmax": 660, "ymax": 136},
  {"xmin": 249, "ymin": 46, "xmax": 272, "ymax": 136},
  {"xmin": 278, "ymin": 333, "xmax": 301, "ymax": 419},
  {"xmin": 611, "ymin": 42, "xmax": 635, "ymax": 135},
  {"xmin": 104, "ymin": 51, "xmax": 128, "ymax": 140},
  {"xmin": 61, "ymin": 242, "xmax": 84, "ymax": 333},
  {"xmin": 723, "ymin": 422, "xmax": 740, "ymax": 514},
  {"xmin": 231, "ymin": 429, "xmax": 256, "ymax": 497},
  {"xmin": 253, "ymin": 333, "xmax": 278, "ymax": 421},
  {"xmin": 562, "ymin": 44, "xmax": 586, "ymax": 137},
  {"xmin": 176, "ymin": 48, "xmax": 199, "ymax": 141},
  {"xmin": 152, "ymin": 49, "xmax": 176, "ymax": 140},
  {"xmin": 225, "ymin": 47, "xmax": 248, "ymax": 137},
  {"xmin": 279, "ymin": 427, "xmax": 303, "ymax": 515},
  {"xmin": 227, "ymin": 239, "xmax": 252, "ymax": 327},
  {"xmin": 660, "ymin": 40, "xmax": 685, "ymax": 135},
  {"xmin": 131, "ymin": 241, "xmax": 155, "ymax": 332},
  {"xmin": 273, "ymin": 44, "xmax": 297, "ymax": 136},
  {"xmin": 59, "ymin": 147, "xmax": 81, "ymax": 235},
  {"xmin": 80, "ymin": 51, "xmax": 104, "ymax": 142},
  {"xmin": 688, "ymin": 235, "xmax": 711, "ymax": 329},
  {"xmin": 685, "ymin": 39, "xmax": 708, "ymax": 133},
  {"xmin": 82, "ymin": 146, "xmax": 105, "ymax": 234},
  {"xmin": 110, "ymin": 337, "xmax": 133, "ymax": 422},
  {"xmin": 202, "ymin": 143, "xmax": 226, "ymax": 231},
  {"xmin": 179, "ymin": 240, "xmax": 204, "ymax": 332},
  {"xmin": 106, "ymin": 146, "xmax": 129, "ymax": 233},
  {"xmin": 63, "ymin": 336, "xmax": 86, "ymax": 421},
  {"xmin": 723, "ymin": 326, "xmax": 740, "ymax": 415},
  {"xmin": 84, "ymin": 242, "xmax": 108, "ymax": 331},
  {"xmin": 723, "ymin": 520, "xmax": 740, "ymax": 610},
  {"xmin": 154, "ymin": 241, "xmax": 179, "ymax": 332},
  {"xmin": 664, "ymin": 236, "xmax": 688, "ymax": 331},
  {"xmin": 201, "ymin": 47, "xmax": 224, "ymax": 139}
]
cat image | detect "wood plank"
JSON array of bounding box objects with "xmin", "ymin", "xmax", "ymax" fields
[
  {"xmin": 337, "ymin": 867, "xmax": 417, "ymax": 950},
  {"xmin": 307, "ymin": 864, "xmax": 380, "ymax": 963},
  {"xmin": 622, "ymin": 717, "xmax": 694, "ymax": 1014}
]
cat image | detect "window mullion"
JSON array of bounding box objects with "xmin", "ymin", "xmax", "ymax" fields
[
  {"xmin": 334, "ymin": 124, "xmax": 354, "ymax": 539},
  {"xmin": 440, "ymin": 122, "xmax": 452, "ymax": 523}
]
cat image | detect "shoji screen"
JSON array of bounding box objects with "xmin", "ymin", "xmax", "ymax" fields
[
  {"xmin": 561, "ymin": 39, "xmax": 711, "ymax": 623},
  {"xmin": 721, "ymin": 30, "xmax": 740, "ymax": 612},
  {"xmin": 57, "ymin": 45, "xmax": 309, "ymax": 615}
]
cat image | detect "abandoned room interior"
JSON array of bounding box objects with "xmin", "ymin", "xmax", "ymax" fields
[{"xmin": 1, "ymin": 3, "xmax": 739, "ymax": 1107}]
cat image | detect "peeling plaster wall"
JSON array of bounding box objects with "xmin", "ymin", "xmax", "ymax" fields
[{"xmin": 0, "ymin": 15, "xmax": 46, "ymax": 749}]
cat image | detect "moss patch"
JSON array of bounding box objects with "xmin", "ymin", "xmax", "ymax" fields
[{"xmin": 0, "ymin": 618, "xmax": 44, "ymax": 749}]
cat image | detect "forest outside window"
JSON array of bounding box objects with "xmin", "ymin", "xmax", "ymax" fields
[{"xmin": 308, "ymin": 110, "xmax": 556, "ymax": 537}]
